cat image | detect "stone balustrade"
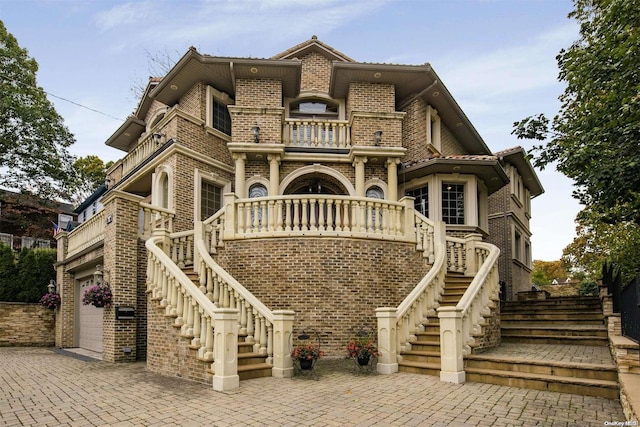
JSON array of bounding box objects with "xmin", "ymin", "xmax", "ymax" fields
[
  {"xmin": 283, "ymin": 119, "xmax": 350, "ymax": 149},
  {"xmin": 67, "ymin": 211, "xmax": 105, "ymax": 257},
  {"xmin": 139, "ymin": 203, "xmax": 175, "ymax": 236},
  {"xmin": 122, "ymin": 134, "xmax": 161, "ymax": 177}
]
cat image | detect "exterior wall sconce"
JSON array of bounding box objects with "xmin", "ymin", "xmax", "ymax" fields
[
  {"xmin": 374, "ymin": 130, "xmax": 383, "ymax": 146},
  {"xmin": 252, "ymin": 124, "xmax": 260, "ymax": 143},
  {"xmin": 94, "ymin": 264, "xmax": 107, "ymax": 285},
  {"xmin": 48, "ymin": 279, "xmax": 57, "ymax": 294},
  {"xmin": 152, "ymin": 133, "xmax": 165, "ymax": 145}
]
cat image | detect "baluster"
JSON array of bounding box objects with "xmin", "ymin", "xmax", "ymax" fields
[
  {"xmin": 266, "ymin": 323, "xmax": 273, "ymax": 363},
  {"xmin": 213, "ymin": 275, "xmax": 220, "ymax": 304},
  {"xmin": 246, "ymin": 307, "xmax": 255, "ymax": 342},
  {"xmin": 359, "ymin": 201, "xmax": 367, "ymax": 233},
  {"xmin": 267, "ymin": 200, "xmax": 275, "ymax": 232},
  {"xmin": 260, "ymin": 200, "xmax": 267, "ymax": 232},
  {"xmin": 457, "ymin": 243, "xmax": 464, "ymax": 272},
  {"xmin": 239, "ymin": 300, "xmax": 247, "ymax": 335},
  {"xmin": 309, "ymin": 198, "xmax": 317, "ymax": 231},
  {"xmin": 334, "ymin": 199, "xmax": 342, "ymax": 231},
  {"xmin": 174, "ymin": 288, "xmax": 184, "ymax": 326},
  {"xmin": 171, "ymin": 239, "xmax": 178, "ymax": 264},
  {"xmin": 237, "ymin": 202, "xmax": 246, "ymax": 234},
  {"xmin": 207, "ymin": 268, "xmax": 214, "ymax": 301},
  {"xmin": 186, "ymin": 235, "xmax": 193, "ymax": 265},
  {"xmin": 222, "ymin": 283, "xmax": 230, "ymax": 308},
  {"xmin": 301, "ymin": 199, "xmax": 308, "ymax": 230},
  {"xmin": 204, "ymin": 315, "xmax": 214, "ymax": 362},
  {"xmin": 259, "ymin": 316, "xmax": 267, "ymax": 354},
  {"xmin": 178, "ymin": 237, "xmax": 186, "ymax": 267},
  {"xmin": 293, "ymin": 199, "xmax": 300, "ymax": 230},
  {"xmin": 253, "ymin": 310, "xmax": 261, "ymax": 351},
  {"xmin": 182, "ymin": 295, "xmax": 193, "ymax": 335},
  {"xmin": 199, "ymin": 261, "xmax": 207, "ymax": 294},
  {"xmin": 191, "ymin": 307, "xmax": 201, "ymax": 347},
  {"xmin": 275, "ymin": 199, "xmax": 284, "ymax": 232},
  {"xmin": 284, "ymin": 199, "xmax": 292, "ymax": 231},
  {"xmin": 197, "ymin": 313, "xmax": 207, "ymax": 357},
  {"xmin": 325, "ymin": 199, "xmax": 333, "ymax": 231},
  {"xmin": 160, "ymin": 268, "xmax": 168, "ymax": 306}
]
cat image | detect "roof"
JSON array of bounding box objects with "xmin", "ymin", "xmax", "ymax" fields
[
  {"xmin": 73, "ymin": 184, "xmax": 107, "ymax": 214},
  {"xmin": 494, "ymin": 146, "xmax": 544, "ymax": 197},
  {"xmin": 272, "ymin": 35, "xmax": 355, "ymax": 62}
]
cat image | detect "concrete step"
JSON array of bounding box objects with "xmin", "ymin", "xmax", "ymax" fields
[
  {"xmin": 408, "ymin": 341, "xmax": 440, "ymax": 353},
  {"xmin": 398, "ymin": 360, "xmax": 440, "ymax": 376},
  {"xmin": 501, "ymin": 312, "xmax": 604, "ymax": 321},
  {"xmin": 414, "ymin": 332, "xmax": 440, "ymax": 343},
  {"xmin": 464, "ymin": 367, "xmax": 618, "ymax": 399},
  {"xmin": 237, "ymin": 362, "xmax": 272, "ymax": 380},
  {"xmin": 501, "ymin": 325, "xmax": 608, "ymax": 337},
  {"xmin": 400, "ymin": 350, "xmax": 441, "ymax": 364}
]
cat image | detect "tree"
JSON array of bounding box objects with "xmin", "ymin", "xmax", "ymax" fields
[
  {"xmin": 69, "ymin": 155, "xmax": 112, "ymax": 205},
  {"xmin": 0, "ymin": 244, "xmax": 55, "ymax": 303},
  {"xmin": 0, "ymin": 20, "xmax": 76, "ymax": 200},
  {"xmin": 512, "ymin": 0, "xmax": 640, "ymax": 225},
  {"xmin": 531, "ymin": 260, "xmax": 571, "ymax": 286},
  {"xmin": 0, "ymin": 242, "xmax": 17, "ymax": 301}
]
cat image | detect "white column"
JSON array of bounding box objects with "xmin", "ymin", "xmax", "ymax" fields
[
  {"xmin": 353, "ymin": 156, "xmax": 367, "ymax": 197},
  {"xmin": 271, "ymin": 310, "xmax": 295, "ymax": 378},
  {"xmin": 386, "ymin": 158, "xmax": 399, "ymax": 201},
  {"xmin": 212, "ymin": 308, "xmax": 240, "ymax": 392},
  {"xmin": 437, "ymin": 306, "xmax": 466, "ymax": 384},
  {"xmin": 376, "ymin": 307, "xmax": 399, "ymax": 374},
  {"xmin": 233, "ymin": 153, "xmax": 247, "ymax": 198},
  {"xmin": 267, "ymin": 154, "xmax": 280, "ymax": 196}
]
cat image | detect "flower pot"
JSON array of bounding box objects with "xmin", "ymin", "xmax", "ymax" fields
[
  {"xmin": 299, "ymin": 359, "xmax": 313, "ymax": 370},
  {"xmin": 357, "ymin": 355, "xmax": 370, "ymax": 366}
]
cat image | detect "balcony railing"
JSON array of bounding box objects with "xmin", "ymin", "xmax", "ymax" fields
[
  {"xmin": 283, "ymin": 119, "xmax": 350, "ymax": 149},
  {"xmin": 121, "ymin": 134, "xmax": 162, "ymax": 177},
  {"xmin": 67, "ymin": 211, "xmax": 105, "ymax": 257}
]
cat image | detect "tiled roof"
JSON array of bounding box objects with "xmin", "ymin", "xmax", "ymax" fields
[
  {"xmin": 494, "ymin": 146, "xmax": 525, "ymax": 157},
  {"xmin": 402, "ymin": 154, "xmax": 497, "ymax": 168}
]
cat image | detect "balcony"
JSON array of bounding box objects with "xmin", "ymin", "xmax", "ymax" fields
[{"xmin": 283, "ymin": 119, "xmax": 350, "ymax": 149}]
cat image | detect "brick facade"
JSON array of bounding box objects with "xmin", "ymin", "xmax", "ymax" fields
[{"xmin": 0, "ymin": 303, "xmax": 55, "ymax": 346}]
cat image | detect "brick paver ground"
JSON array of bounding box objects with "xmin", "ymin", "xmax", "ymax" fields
[{"xmin": 0, "ymin": 347, "xmax": 627, "ymax": 427}]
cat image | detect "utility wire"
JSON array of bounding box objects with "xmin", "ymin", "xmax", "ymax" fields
[{"xmin": 0, "ymin": 73, "xmax": 125, "ymax": 122}]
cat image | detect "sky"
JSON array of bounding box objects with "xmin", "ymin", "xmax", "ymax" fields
[{"xmin": 0, "ymin": 0, "xmax": 582, "ymax": 261}]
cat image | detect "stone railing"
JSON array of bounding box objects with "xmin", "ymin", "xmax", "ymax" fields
[
  {"xmin": 67, "ymin": 211, "xmax": 105, "ymax": 257},
  {"xmin": 283, "ymin": 119, "xmax": 350, "ymax": 149},
  {"xmin": 122, "ymin": 134, "xmax": 161, "ymax": 177},
  {"xmin": 196, "ymin": 239, "xmax": 274, "ymax": 362},
  {"xmin": 224, "ymin": 194, "xmax": 414, "ymax": 242},
  {"xmin": 170, "ymin": 230, "xmax": 194, "ymax": 268},
  {"xmin": 139, "ymin": 203, "xmax": 175, "ymax": 237},
  {"xmin": 438, "ymin": 240, "xmax": 500, "ymax": 383}
]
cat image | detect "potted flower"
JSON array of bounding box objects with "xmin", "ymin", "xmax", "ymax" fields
[
  {"xmin": 39, "ymin": 292, "xmax": 61, "ymax": 310},
  {"xmin": 347, "ymin": 333, "xmax": 380, "ymax": 366},
  {"xmin": 291, "ymin": 344, "xmax": 322, "ymax": 370},
  {"xmin": 82, "ymin": 283, "xmax": 113, "ymax": 308}
]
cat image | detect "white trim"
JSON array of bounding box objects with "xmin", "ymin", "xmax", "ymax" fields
[
  {"xmin": 152, "ymin": 165, "xmax": 174, "ymax": 210},
  {"xmin": 364, "ymin": 178, "xmax": 388, "ymax": 199},
  {"xmin": 279, "ymin": 164, "xmax": 355, "ymax": 195},
  {"xmin": 194, "ymin": 168, "xmax": 232, "ymax": 221},
  {"xmin": 205, "ymin": 85, "xmax": 234, "ymax": 133},
  {"xmin": 246, "ymin": 176, "xmax": 270, "ymax": 195}
]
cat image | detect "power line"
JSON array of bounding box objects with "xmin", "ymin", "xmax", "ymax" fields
[{"xmin": 0, "ymin": 73, "xmax": 125, "ymax": 122}]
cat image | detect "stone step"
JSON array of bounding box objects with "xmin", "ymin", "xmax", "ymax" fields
[
  {"xmin": 501, "ymin": 312, "xmax": 604, "ymax": 321},
  {"xmin": 398, "ymin": 360, "xmax": 440, "ymax": 376},
  {"xmin": 238, "ymin": 352, "xmax": 269, "ymax": 366},
  {"xmin": 237, "ymin": 363, "xmax": 273, "ymax": 380},
  {"xmin": 501, "ymin": 325, "xmax": 608, "ymax": 337},
  {"xmin": 414, "ymin": 332, "xmax": 440, "ymax": 343},
  {"xmin": 501, "ymin": 335, "xmax": 609, "ymax": 346},
  {"xmin": 408, "ymin": 341, "xmax": 441, "ymax": 353},
  {"xmin": 502, "ymin": 305, "xmax": 602, "ymax": 313},
  {"xmin": 464, "ymin": 367, "xmax": 619, "ymax": 399},
  {"xmin": 400, "ymin": 350, "xmax": 441, "ymax": 365}
]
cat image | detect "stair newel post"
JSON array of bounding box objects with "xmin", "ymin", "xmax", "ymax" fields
[
  {"xmin": 271, "ymin": 310, "xmax": 294, "ymax": 377},
  {"xmin": 376, "ymin": 308, "xmax": 399, "ymax": 374},
  {"xmin": 212, "ymin": 308, "xmax": 240, "ymax": 392},
  {"xmin": 222, "ymin": 193, "xmax": 237, "ymax": 240},
  {"xmin": 191, "ymin": 307, "xmax": 201, "ymax": 348},
  {"xmin": 437, "ymin": 306, "xmax": 466, "ymax": 384},
  {"xmin": 464, "ymin": 234, "xmax": 482, "ymax": 276}
]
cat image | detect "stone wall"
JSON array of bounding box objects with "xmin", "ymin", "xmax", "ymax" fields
[{"xmin": 0, "ymin": 303, "xmax": 55, "ymax": 346}]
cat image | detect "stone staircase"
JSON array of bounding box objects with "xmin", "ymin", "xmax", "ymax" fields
[
  {"xmin": 397, "ymin": 274, "xmax": 473, "ymax": 376},
  {"xmin": 168, "ymin": 268, "xmax": 271, "ymax": 381},
  {"xmin": 465, "ymin": 296, "xmax": 618, "ymax": 399}
]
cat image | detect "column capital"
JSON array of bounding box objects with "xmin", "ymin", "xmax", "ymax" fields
[
  {"xmin": 385, "ymin": 158, "xmax": 401, "ymax": 167},
  {"xmin": 352, "ymin": 156, "xmax": 368, "ymax": 167},
  {"xmin": 267, "ymin": 154, "xmax": 281, "ymax": 163},
  {"xmin": 232, "ymin": 153, "xmax": 247, "ymax": 161}
]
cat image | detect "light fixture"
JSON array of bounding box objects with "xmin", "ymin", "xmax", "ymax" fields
[
  {"xmin": 374, "ymin": 130, "xmax": 383, "ymax": 146},
  {"xmin": 252, "ymin": 124, "xmax": 260, "ymax": 143},
  {"xmin": 151, "ymin": 133, "xmax": 165, "ymax": 145},
  {"xmin": 48, "ymin": 279, "xmax": 57, "ymax": 294},
  {"xmin": 94, "ymin": 264, "xmax": 104, "ymax": 285}
]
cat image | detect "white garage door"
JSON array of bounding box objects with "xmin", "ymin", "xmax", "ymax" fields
[{"xmin": 78, "ymin": 281, "xmax": 103, "ymax": 353}]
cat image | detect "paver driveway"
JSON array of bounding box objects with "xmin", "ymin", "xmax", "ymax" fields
[{"xmin": 0, "ymin": 347, "xmax": 627, "ymax": 426}]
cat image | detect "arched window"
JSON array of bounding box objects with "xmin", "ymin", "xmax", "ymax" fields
[
  {"xmin": 366, "ymin": 186, "xmax": 384, "ymax": 199},
  {"xmin": 249, "ymin": 183, "xmax": 268, "ymax": 198},
  {"xmin": 248, "ymin": 183, "xmax": 268, "ymax": 228},
  {"xmin": 159, "ymin": 173, "xmax": 169, "ymax": 209}
]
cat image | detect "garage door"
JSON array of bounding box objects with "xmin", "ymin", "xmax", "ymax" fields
[{"xmin": 78, "ymin": 281, "xmax": 103, "ymax": 353}]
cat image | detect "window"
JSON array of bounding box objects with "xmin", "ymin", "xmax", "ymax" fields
[
  {"xmin": 212, "ymin": 99, "xmax": 232, "ymax": 136},
  {"xmin": 407, "ymin": 186, "xmax": 429, "ymax": 217},
  {"xmin": 201, "ymin": 181, "xmax": 222, "ymax": 220},
  {"xmin": 249, "ymin": 183, "xmax": 268, "ymax": 198},
  {"xmin": 366, "ymin": 186, "xmax": 384, "ymax": 199},
  {"xmin": 514, "ymin": 230, "xmax": 522, "ymax": 260},
  {"xmin": 426, "ymin": 105, "xmax": 441, "ymax": 150},
  {"xmin": 442, "ymin": 183, "xmax": 465, "ymax": 224}
]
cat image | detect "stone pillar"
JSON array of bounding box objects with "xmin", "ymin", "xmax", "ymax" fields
[
  {"xmin": 223, "ymin": 193, "xmax": 237, "ymax": 240},
  {"xmin": 386, "ymin": 158, "xmax": 399, "ymax": 201},
  {"xmin": 212, "ymin": 308, "xmax": 240, "ymax": 391},
  {"xmin": 267, "ymin": 154, "xmax": 281, "ymax": 196},
  {"xmin": 376, "ymin": 307, "xmax": 399, "ymax": 374},
  {"xmin": 101, "ymin": 190, "xmax": 144, "ymax": 363},
  {"xmin": 353, "ymin": 156, "xmax": 367, "ymax": 197},
  {"xmin": 464, "ymin": 233, "xmax": 483, "ymax": 276},
  {"xmin": 438, "ymin": 306, "xmax": 466, "ymax": 384},
  {"xmin": 271, "ymin": 310, "xmax": 295, "ymax": 378},
  {"xmin": 233, "ymin": 153, "xmax": 247, "ymax": 198},
  {"xmin": 54, "ymin": 231, "xmax": 74, "ymax": 348}
]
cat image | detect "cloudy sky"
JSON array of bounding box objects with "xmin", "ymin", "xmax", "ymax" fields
[{"xmin": 0, "ymin": 0, "xmax": 581, "ymax": 261}]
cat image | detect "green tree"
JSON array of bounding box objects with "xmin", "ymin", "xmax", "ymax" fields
[
  {"xmin": 531, "ymin": 260, "xmax": 570, "ymax": 286},
  {"xmin": 70, "ymin": 155, "xmax": 112, "ymax": 205},
  {"xmin": 0, "ymin": 20, "xmax": 76, "ymax": 200},
  {"xmin": 512, "ymin": 0, "xmax": 640, "ymax": 225},
  {"xmin": 15, "ymin": 247, "xmax": 56, "ymax": 303},
  {"xmin": 0, "ymin": 242, "xmax": 17, "ymax": 301}
]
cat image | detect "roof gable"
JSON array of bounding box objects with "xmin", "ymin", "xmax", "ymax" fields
[{"xmin": 272, "ymin": 35, "xmax": 354, "ymax": 62}]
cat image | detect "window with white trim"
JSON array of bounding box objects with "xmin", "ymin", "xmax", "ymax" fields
[
  {"xmin": 442, "ymin": 183, "xmax": 465, "ymax": 224},
  {"xmin": 206, "ymin": 86, "xmax": 233, "ymax": 136},
  {"xmin": 201, "ymin": 181, "xmax": 223, "ymax": 220}
]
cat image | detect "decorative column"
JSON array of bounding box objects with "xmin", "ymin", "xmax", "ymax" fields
[
  {"xmin": 212, "ymin": 308, "xmax": 240, "ymax": 391},
  {"xmin": 233, "ymin": 153, "xmax": 247, "ymax": 198},
  {"xmin": 376, "ymin": 307, "xmax": 398, "ymax": 374},
  {"xmin": 54, "ymin": 231, "xmax": 74, "ymax": 348},
  {"xmin": 386, "ymin": 158, "xmax": 399, "ymax": 201},
  {"xmin": 353, "ymin": 156, "xmax": 367, "ymax": 197},
  {"xmin": 271, "ymin": 310, "xmax": 295, "ymax": 378},
  {"xmin": 267, "ymin": 154, "xmax": 281, "ymax": 196},
  {"xmin": 437, "ymin": 306, "xmax": 466, "ymax": 384}
]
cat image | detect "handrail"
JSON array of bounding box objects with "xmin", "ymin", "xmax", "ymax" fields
[
  {"xmin": 455, "ymin": 241, "xmax": 500, "ymax": 314},
  {"xmin": 196, "ymin": 239, "xmax": 274, "ymax": 324},
  {"xmin": 67, "ymin": 211, "xmax": 105, "ymax": 256}
]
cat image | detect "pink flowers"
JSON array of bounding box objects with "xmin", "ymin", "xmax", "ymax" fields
[
  {"xmin": 292, "ymin": 344, "xmax": 322, "ymax": 361},
  {"xmin": 82, "ymin": 283, "xmax": 113, "ymax": 308},
  {"xmin": 39, "ymin": 292, "xmax": 61, "ymax": 309}
]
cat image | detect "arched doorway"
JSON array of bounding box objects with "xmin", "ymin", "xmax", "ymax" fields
[{"xmin": 283, "ymin": 172, "xmax": 349, "ymax": 196}]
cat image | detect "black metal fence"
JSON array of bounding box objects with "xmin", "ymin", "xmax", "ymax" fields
[{"xmin": 602, "ymin": 262, "xmax": 640, "ymax": 343}]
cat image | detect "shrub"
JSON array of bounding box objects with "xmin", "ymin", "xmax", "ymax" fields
[{"xmin": 578, "ymin": 281, "xmax": 599, "ymax": 297}]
